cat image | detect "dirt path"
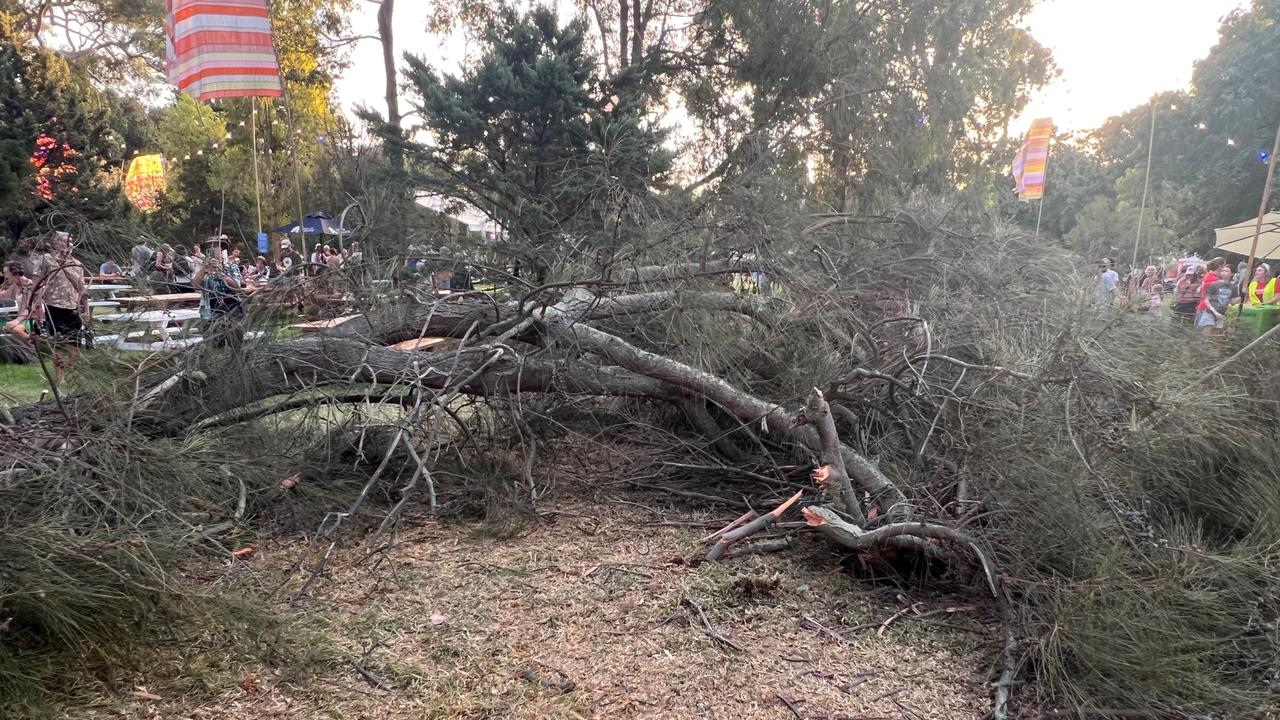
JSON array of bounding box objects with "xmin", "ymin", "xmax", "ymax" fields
[{"xmin": 111, "ymin": 504, "xmax": 994, "ymax": 719}]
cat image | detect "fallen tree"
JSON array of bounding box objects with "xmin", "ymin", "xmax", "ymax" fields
[{"xmin": 4, "ymin": 209, "xmax": 1280, "ymax": 719}]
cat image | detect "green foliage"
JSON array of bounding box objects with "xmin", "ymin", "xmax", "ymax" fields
[
  {"xmin": 1, "ymin": 0, "xmax": 165, "ymax": 85},
  {"xmin": 404, "ymin": 6, "xmax": 670, "ymax": 273},
  {"xmin": 675, "ymin": 0, "xmax": 1053, "ymax": 213},
  {"xmin": 0, "ymin": 39, "xmax": 133, "ymax": 247}
]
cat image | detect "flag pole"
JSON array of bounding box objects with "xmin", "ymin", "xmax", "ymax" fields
[
  {"xmin": 250, "ymin": 97, "xmax": 264, "ymax": 241},
  {"xmin": 1131, "ymin": 100, "xmax": 1157, "ymax": 269},
  {"xmin": 263, "ymin": 0, "xmax": 307, "ymax": 263},
  {"xmin": 1234, "ymin": 121, "xmax": 1280, "ymax": 317},
  {"xmin": 1034, "ymin": 129, "xmax": 1052, "ymax": 240}
]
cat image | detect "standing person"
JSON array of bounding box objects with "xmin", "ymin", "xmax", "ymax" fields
[
  {"xmin": 276, "ymin": 238, "xmax": 303, "ymax": 275},
  {"xmin": 1246, "ymin": 263, "xmax": 1278, "ymax": 305},
  {"xmin": 193, "ymin": 236, "xmax": 244, "ymax": 349},
  {"xmin": 130, "ymin": 238, "xmax": 152, "ymax": 277},
  {"xmin": 1092, "ymin": 259, "xmax": 1120, "ymax": 306},
  {"xmin": 1197, "ymin": 267, "xmax": 1239, "ymax": 336},
  {"xmin": 1195, "ymin": 257, "xmax": 1226, "ymax": 318},
  {"xmin": 31, "ymin": 231, "xmax": 88, "ymax": 385},
  {"xmin": 1138, "ymin": 265, "xmax": 1165, "ymax": 316},
  {"xmin": 191, "ymin": 243, "xmax": 205, "ymax": 263},
  {"xmin": 1172, "ymin": 267, "xmax": 1203, "ymax": 324}
]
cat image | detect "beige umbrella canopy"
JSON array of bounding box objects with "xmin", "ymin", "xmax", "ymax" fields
[{"xmin": 1214, "ymin": 212, "xmax": 1280, "ymax": 259}]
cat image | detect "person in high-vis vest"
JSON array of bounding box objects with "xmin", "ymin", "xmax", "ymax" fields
[{"xmin": 1246, "ymin": 263, "xmax": 1279, "ymax": 305}]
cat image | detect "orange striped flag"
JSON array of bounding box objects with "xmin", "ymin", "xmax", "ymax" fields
[
  {"xmin": 165, "ymin": 0, "xmax": 283, "ymax": 101},
  {"xmin": 1012, "ymin": 118, "xmax": 1053, "ymax": 201}
]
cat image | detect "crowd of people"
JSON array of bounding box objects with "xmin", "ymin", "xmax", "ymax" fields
[
  {"xmin": 126, "ymin": 236, "xmax": 362, "ymax": 287},
  {"xmin": 1091, "ymin": 256, "xmax": 1278, "ymax": 336},
  {"xmin": 0, "ymin": 231, "xmax": 371, "ymax": 381}
]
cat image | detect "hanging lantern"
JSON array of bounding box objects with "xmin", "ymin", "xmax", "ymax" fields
[{"xmin": 123, "ymin": 153, "xmax": 166, "ymax": 212}]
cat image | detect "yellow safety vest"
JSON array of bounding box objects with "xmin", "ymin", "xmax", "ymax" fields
[{"xmin": 1247, "ymin": 278, "xmax": 1278, "ymax": 305}]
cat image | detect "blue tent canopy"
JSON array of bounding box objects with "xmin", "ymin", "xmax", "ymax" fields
[{"xmin": 273, "ymin": 212, "xmax": 352, "ymax": 236}]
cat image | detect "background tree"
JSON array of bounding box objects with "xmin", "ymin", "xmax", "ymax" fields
[
  {"xmin": 404, "ymin": 7, "xmax": 670, "ymax": 278},
  {"xmin": 0, "ymin": 27, "xmax": 132, "ymax": 247},
  {"xmin": 0, "ymin": 0, "xmax": 165, "ymax": 85}
]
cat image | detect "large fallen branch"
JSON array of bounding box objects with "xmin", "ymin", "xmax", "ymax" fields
[{"xmin": 535, "ymin": 290, "xmax": 908, "ymax": 518}]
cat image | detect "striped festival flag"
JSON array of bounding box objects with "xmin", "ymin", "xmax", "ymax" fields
[
  {"xmin": 165, "ymin": 0, "xmax": 284, "ymax": 101},
  {"xmin": 1012, "ymin": 118, "xmax": 1053, "ymax": 201}
]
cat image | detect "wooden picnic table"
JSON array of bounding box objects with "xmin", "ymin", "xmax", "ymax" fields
[
  {"xmin": 288, "ymin": 314, "xmax": 359, "ymax": 333},
  {"xmin": 115, "ymin": 292, "xmax": 201, "ymax": 308},
  {"xmin": 97, "ymin": 308, "xmax": 202, "ymax": 345},
  {"xmin": 0, "ymin": 300, "xmax": 119, "ymax": 317},
  {"xmin": 86, "ymin": 284, "xmax": 134, "ymax": 299}
]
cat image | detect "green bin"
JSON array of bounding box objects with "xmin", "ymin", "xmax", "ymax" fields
[{"xmin": 1236, "ymin": 304, "xmax": 1280, "ymax": 336}]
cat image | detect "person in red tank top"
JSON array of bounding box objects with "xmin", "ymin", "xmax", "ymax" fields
[{"xmin": 1197, "ymin": 257, "xmax": 1226, "ymax": 312}]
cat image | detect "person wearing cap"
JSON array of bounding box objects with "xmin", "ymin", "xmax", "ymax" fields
[
  {"xmin": 1172, "ymin": 265, "xmax": 1203, "ymax": 324},
  {"xmin": 194, "ymin": 235, "xmax": 244, "ymax": 349},
  {"xmin": 1091, "ymin": 258, "xmax": 1120, "ymax": 307},
  {"xmin": 1246, "ymin": 263, "xmax": 1278, "ymax": 305},
  {"xmin": 276, "ymin": 238, "xmax": 303, "ymax": 275},
  {"xmin": 31, "ymin": 231, "xmax": 88, "ymax": 385}
]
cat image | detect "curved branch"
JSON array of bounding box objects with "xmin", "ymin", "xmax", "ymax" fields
[{"xmin": 802, "ymin": 505, "xmax": 998, "ymax": 597}]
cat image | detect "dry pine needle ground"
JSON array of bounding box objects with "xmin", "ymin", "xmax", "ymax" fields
[{"xmin": 94, "ymin": 502, "xmax": 992, "ymax": 720}]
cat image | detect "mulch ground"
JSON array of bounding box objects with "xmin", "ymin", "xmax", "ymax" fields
[{"xmin": 104, "ymin": 502, "xmax": 996, "ymax": 720}]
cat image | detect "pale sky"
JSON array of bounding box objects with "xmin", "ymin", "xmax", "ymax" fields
[
  {"xmin": 1014, "ymin": 0, "xmax": 1244, "ymax": 134},
  {"xmin": 334, "ymin": 0, "xmax": 1246, "ymax": 139}
]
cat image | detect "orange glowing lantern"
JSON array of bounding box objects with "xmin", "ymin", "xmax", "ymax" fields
[{"xmin": 123, "ymin": 154, "xmax": 166, "ymax": 212}]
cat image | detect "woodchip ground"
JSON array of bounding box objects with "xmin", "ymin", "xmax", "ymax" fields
[{"xmin": 94, "ymin": 500, "xmax": 994, "ymax": 720}]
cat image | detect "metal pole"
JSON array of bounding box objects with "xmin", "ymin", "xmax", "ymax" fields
[
  {"xmin": 1234, "ymin": 121, "xmax": 1280, "ymax": 317},
  {"xmin": 1033, "ymin": 127, "xmax": 1053, "ymax": 240},
  {"xmin": 1132, "ymin": 100, "xmax": 1157, "ymax": 269},
  {"xmin": 250, "ymin": 97, "xmax": 264, "ymax": 240}
]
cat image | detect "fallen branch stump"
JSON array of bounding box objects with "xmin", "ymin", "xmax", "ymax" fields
[{"xmin": 705, "ymin": 490, "xmax": 803, "ymax": 561}]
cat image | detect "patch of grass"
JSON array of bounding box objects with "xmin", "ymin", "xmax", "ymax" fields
[{"xmin": 0, "ymin": 362, "xmax": 48, "ymax": 404}]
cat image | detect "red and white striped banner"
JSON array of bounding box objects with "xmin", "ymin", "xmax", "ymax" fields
[{"xmin": 165, "ymin": 0, "xmax": 284, "ymax": 101}]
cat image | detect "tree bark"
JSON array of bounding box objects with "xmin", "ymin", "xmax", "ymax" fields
[
  {"xmin": 618, "ymin": 0, "xmax": 630, "ymax": 68},
  {"xmin": 376, "ymin": 0, "xmax": 403, "ymax": 173},
  {"xmin": 630, "ymin": 0, "xmax": 644, "ymax": 65},
  {"xmin": 535, "ymin": 290, "xmax": 907, "ymax": 515}
]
